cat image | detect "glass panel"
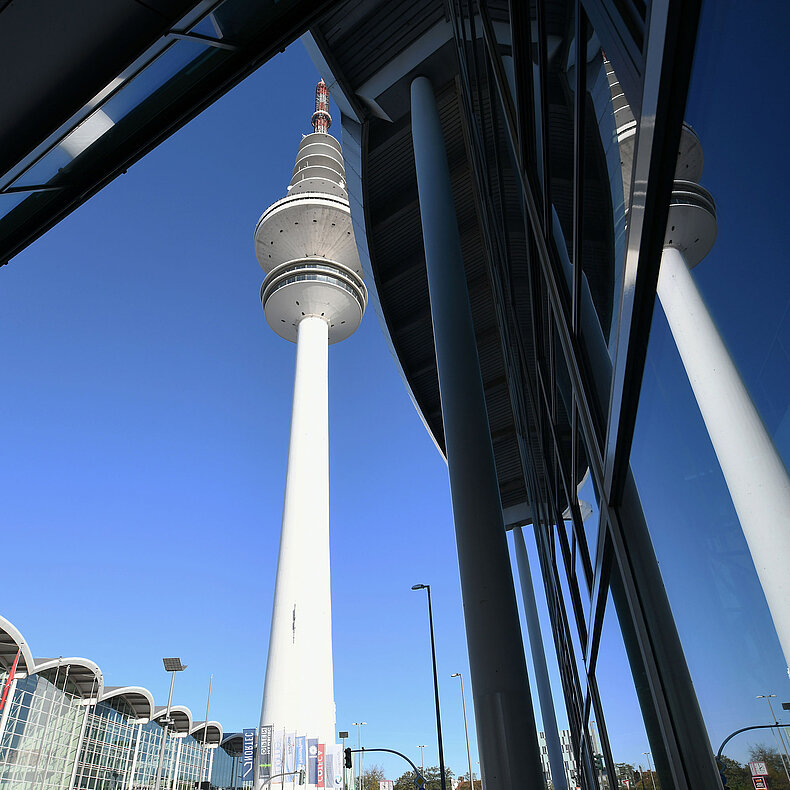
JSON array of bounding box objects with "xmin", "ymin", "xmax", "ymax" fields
[
  {"xmin": 102, "ymin": 39, "xmax": 211, "ymax": 126},
  {"xmin": 594, "ymin": 591, "xmax": 653, "ymax": 785},
  {"xmin": 628, "ymin": 0, "xmax": 790, "ymax": 774}
]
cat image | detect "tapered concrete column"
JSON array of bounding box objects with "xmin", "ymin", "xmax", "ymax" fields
[
  {"xmin": 658, "ymin": 245, "xmax": 790, "ymax": 669},
  {"xmin": 259, "ymin": 314, "xmax": 334, "ymax": 747},
  {"xmin": 513, "ymin": 528, "xmax": 567, "ymax": 790},
  {"xmin": 410, "ymin": 74, "xmax": 544, "ymax": 790}
]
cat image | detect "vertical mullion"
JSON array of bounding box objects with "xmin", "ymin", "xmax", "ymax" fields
[{"xmin": 534, "ymin": 0, "xmax": 553, "ymax": 233}]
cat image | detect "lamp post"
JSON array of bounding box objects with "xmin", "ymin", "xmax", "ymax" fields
[
  {"xmin": 450, "ymin": 674, "xmax": 474, "ymax": 790},
  {"xmin": 642, "ymin": 753, "xmax": 657, "ymax": 790},
  {"xmin": 757, "ymin": 694, "xmax": 790, "ymax": 783},
  {"xmin": 417, "ymin": 746, "xmax": 426, "ymax": 780},
  {"xmin": 411, "ymin": 584, "xmax": 446, "ymax": 790},
  {"xmin": 352, "ymin": 722, "xmax": 366, "ymax": 790},
  {"xmin": 153, "ymin": 657, "xmax": 186, "ymax": 790}
]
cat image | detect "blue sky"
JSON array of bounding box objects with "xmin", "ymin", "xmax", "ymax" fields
[{"xmin": 1, "ymin": 0, "xmax": 789, "ymax": 781}]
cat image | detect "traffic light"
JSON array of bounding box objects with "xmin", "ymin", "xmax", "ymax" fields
[
  {"xmin": 594, "ymin": 755, "xmax": 604, "ymax": 771},
  {"xmin": 344, "ymin": 748, "xmax": 352, "ymax": 769},
  {"xmin": 298, "ymin": 768, "xmax": 306, "ymax": 785}
]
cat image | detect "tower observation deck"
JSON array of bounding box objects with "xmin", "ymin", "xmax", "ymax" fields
[{"xmin": 253, "ymin": 80, "xmax": 367, "ymax": 789}]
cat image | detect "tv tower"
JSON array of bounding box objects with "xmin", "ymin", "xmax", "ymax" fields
[{"xmin": 253, "ymin": 79, "xmax": 367, "ymax": 785}]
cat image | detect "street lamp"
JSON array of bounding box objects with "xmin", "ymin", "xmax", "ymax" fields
[
  {"xmin": 642, "ymin": 753, "xmax": 657, "ymax": 790},
  {"xmin": 417, "ymin": 746, "xmax": 426, "ymax": 779},
  {"xmin": 411, "ymin": 584, "xmax": 447, "ymax": 790},
  {"xmin": 352, "ymin": 722, "xmax": 367, "ymax": 790},
  {"xmin": 450, "ymin": 674, "xmax": 475, "ymax": 790},
  {"xmin": 757, "ymin": 694, "xmax": 790, "ymax": 783},
  {"xmin": 153, "ymin": 657, "xmax": 186, "ymax": 790}
]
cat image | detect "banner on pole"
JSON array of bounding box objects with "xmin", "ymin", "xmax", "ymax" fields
[
  {"xmin": 285, "ymin": 733, "xmax": 296, "ymax": 783},
  {"xmin": 317, "ymin": 743, "xmax": 326, "ymax": 788},
  {"xmin": 332, "ymin": 745, "xmax": 343, "ymax": 788},
  {"xmin": 308, "ymin": 738, "xmax": 318, "ymax": 785},
  {"xmin": 273, "ymin": 730, "xmax": 284, "ymax": 784},
  {"xmin": 259, "ymin": 726, "xmax": 273, "ymax": 783},
  {"xmin": 296, "ymin": 736, "xmax": 306, "ymax": 779},
  {"xmin": 242, "ymin": 729, "xmax": 256, "ymax": 783}
]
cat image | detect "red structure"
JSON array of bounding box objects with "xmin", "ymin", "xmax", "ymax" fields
[{"xmin": 311, "ymin": 77, "xmax": 332, "ymax": 133}]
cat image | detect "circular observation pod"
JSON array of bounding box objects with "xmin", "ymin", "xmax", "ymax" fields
[
  {"xmin": 664, "ymin": 180, "xmax": 717, "ymax": 267},
  {"xmin": 617, "ymin": 122, "xmax": 703, "ymax": 199},
  {"xmin": 254, "ymin": 193, "xmax": 362, "ymax": 276},
  {"xmin": 261, "ymin": 259, "xmax": 368, "ymax": 344}
]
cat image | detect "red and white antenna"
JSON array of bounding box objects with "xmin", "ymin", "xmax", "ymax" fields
[{"xmin": 311, "ymin": 78, "xmax": 332, "ymax": 133}]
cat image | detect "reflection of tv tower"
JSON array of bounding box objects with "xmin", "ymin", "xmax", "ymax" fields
[{"xmin": 253, "ymin": 78, "xmax": 367, "ymax": 778}]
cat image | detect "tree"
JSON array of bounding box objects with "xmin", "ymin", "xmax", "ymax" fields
[
  {"xmin": 749, "ymin": 744, "xmax": 790, "ymax": 790},
  {"xmin": 718, "ymin": 755, "xmax": 751, "ymax": 790},
  {"xmin": 454, "ymin": 773, "xmax": 481, "ymax": 790},
  {"xmin": 357, "ymin": 764, "xmax": 387, "ymax": 790},
  {"xmin": 393, "ymin": 765, "xmax": 454, "ymax": 790}
]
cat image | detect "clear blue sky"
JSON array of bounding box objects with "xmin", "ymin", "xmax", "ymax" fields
[{"xmin": 1, "ymin": 0, "xmax": 789, "ymax": 780}]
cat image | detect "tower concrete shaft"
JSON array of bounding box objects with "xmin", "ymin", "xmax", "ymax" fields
[
  {"xmin": 259, "ymin": 314, "xmax": 334, "ymax": 743},
  {"xmin": 253, "ymin": 80, "xmax": 366, "ymax": 789}
]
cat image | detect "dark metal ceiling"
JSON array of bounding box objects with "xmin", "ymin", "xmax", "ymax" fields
[{"xmin": 310, "ymin": 0, "xmax": 615, "ymax": 522}]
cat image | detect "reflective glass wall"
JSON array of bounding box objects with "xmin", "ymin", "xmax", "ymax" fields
[
  {"xmin": 629, "ymin": 0, "xmax": 790, "ymax": 778},
  {"xmin": 0, "ymin": 672, "xmax": 84, "ymax": 789}
]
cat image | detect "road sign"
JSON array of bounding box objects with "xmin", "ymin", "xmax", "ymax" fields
[
  {"xmin": 750, "ymin": 762, "xmax": 768, "ymax": 777},
  {"xmin": 753, "ymin": 776, "xmax": 768, "ymax": 789}
]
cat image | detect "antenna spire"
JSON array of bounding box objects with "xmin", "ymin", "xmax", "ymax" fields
[{"xmin": 311, "ymin": 78, "xmax": 332, "ymax": 133}]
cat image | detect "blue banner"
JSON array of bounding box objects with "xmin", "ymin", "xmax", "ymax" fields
[
  {"xmin": 296, "ymin": 736, "xmax": 306, "ymax": 777},
  {"xmin": 242, "ymin": 728, "xmax": 256, "ymax": 782},
  {"xmin": 308, "ymin": 738, "xmax": 319, "ymax": 784}
]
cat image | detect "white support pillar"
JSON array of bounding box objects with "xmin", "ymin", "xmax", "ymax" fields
[
  {"xmin": 658, "ymin": 245, "xmax": 790, "ymax": 669},
  {"xmin": 410, "ymin": 73, "xmax": 545, "ymax": 790},
  {"xmin": 68, "ymin": 704, "xmax": 91, "ymax": 790},
  {"xmin": 124, "ymin": 723, "xmax": 143, "ymax": 790},
  {"xmin": 208, "ymin": 746, "xmax": 215, "ymax": 783},
  {"xmin": 259, "ymin": 314, "xmax": 334, "ymax": 748},
  {"xmin": 170, "ymin": 737, "xmax": 183, "ymax": 790}
]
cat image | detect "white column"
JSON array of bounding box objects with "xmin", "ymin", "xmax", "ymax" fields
[
  {"xmin": 259, "ymin": 315, "xmax": 334, "ymax": 748},
  {"xmin": 124, "ymin": 723, "xmax": 143, "ymax": 790},
  {"xmin": 170, "ymin": 738, "xmax": 183, "ymax": 790},
  {"xmin": 68, "ymin": 704, "xmax": 91, "ymax": 790},
  {"xmin": 658, "ymin": 245, "xmax": 790, "ymax": 668}
]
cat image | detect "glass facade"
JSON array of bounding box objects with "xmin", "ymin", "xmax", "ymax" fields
[
  {"xmin": 0, "ymin": 672, "xmax": 85, "ymax": 789},
  {"xmin": 0, "ymin": 625, "xmax": 248, "ymax": 790},
  {"xmin": 304, "ymin": 0, "xmax": 789, "ymax": 786}
]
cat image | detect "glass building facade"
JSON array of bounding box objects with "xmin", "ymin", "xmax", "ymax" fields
[
  {"xmin": 0, "ymin": 616, "xmax": 249, "ymax": 790},
  {"xmin": 301, "ymin": 0, "xmax": 790, "ymax": 788}
]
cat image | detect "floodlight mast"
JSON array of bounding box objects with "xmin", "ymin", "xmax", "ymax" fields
[
  {"xmin": 153, "ymin": 657, "xmax": 186, "ymax": 790},
  {"xmin": 253, "ymin": 79, "xmax": 367, "ymax": 786}
]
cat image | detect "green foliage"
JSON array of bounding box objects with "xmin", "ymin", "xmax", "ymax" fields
[
  {"xmin": 718, "ymin": 754, "xmax": 751, "ymax": 790},
  {"xmin": 393, "ymin": 765, "xmax": 454, "ymax": 790},
  {"xmin": 749, "ymin": 744, "xmax": 790, "ymax": 790},
  {"xmin": 357, "ymin": 765, "xmax": 387, "ymax": 790}
]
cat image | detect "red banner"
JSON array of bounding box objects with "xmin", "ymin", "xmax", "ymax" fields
[
  {"xmin": 317, "ymin": 743, "xmax": 325, "ymax": 788},
  {"xmin": 0, "ymin": 649, "xmax": 20, "ymax": 712}
]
